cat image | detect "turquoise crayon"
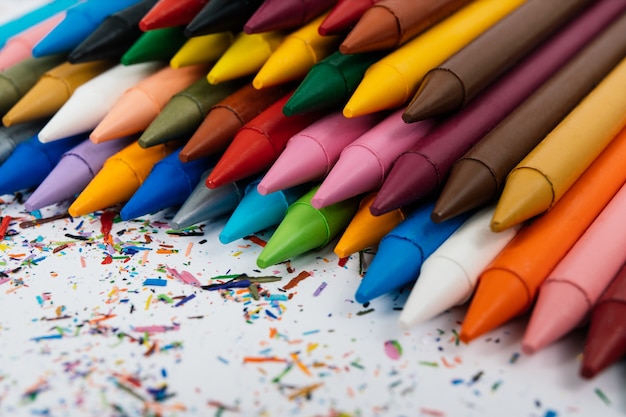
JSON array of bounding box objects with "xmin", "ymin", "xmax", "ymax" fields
[
  {"xmin": 354, "ymin": 202, "xmax": 471, "ymax": 304},
  {"xmin": 0, "ymin": 133, "xmax": 85, "ymax": 196},
  {"xmin": 120, "ymin": 149, "xmax": 213, "ymax": 221},
  {"xmin": 219, "ymin": 178, "xmax": 309, "ymax": 244}
]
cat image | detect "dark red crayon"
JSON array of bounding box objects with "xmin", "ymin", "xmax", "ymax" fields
[
  {"xmin": 140, "ymin": 0, "xmax": 209, "ymax": 31},
  {"xmin": 318, "ymin": 0, "xmax": 377, "ymax": 36},
  {"xmin": 244, "ymin": 0, "xmax": 336, "ymax": 34}
]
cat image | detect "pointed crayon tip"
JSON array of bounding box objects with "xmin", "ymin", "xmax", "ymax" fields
[
  {"xmin": 340, "ymin": 7, "xmax": 400, "ymax": 54},
  {"xmin": 403, "ymin": 69, "xmax": 465, "ymax": 122}
]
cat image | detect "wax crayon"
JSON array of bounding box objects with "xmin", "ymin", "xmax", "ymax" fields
[
  {"xmin": 185, "ymin": 0, "xmax": 263, "ymax": 36},
  {"xmin": 180, "ymin": 83, "xmax": 289, "ymax": 162},
  {"xmin": 318, "ymin": 0, "xmax": 376, "ymax": 36},
  {"xmin": 33, "ymin": 0, "xmax": 144, "ymax": 57},
  {"xmin": 354, "ymin": 201, "xmax": 470, "ymax": 304},
  {"xmin": 138, "ymin": 78, "xmax": 244, "ymax": 149},
  {"xmin": 0, "ymin": 0, "xmax": 80, "ymax": 49},
  {"xmin": 244, "ymin": 0, "xmax": 336, "ymax": 34},
  {"xmin": 256, "ymin": 186, "xmax": 359, "ymax": 269},
  {"xmin": 139, "ymin": 0, "xmax": 209, "ymax": 31},
  {"xmin": 120, "ymin": 149, "xmax": 212, "ymax": 220},
  {"xmin": 0, "ymin": 120, "xmax": 49, "ymax": 165},
  {"xmin": 340, "ymin": 0, "xmax": 472, "ymax": 54},
  {"xmin": 253, "ymin": 14, "xmax": 341, "ymax": 89},
  {"xmin": 68, "ymin": 0, "xmax": 158, "ymax": 64},
  {"xmin": 258, "ymin": 111, "xmax": 383, "ymax": 195},
  {"xmin": 0, "ymin": 13, "xmax": 65, "ymax": 71},
  {"xmin": 523, "ymin": 182, "xmax": 626, "ymax": 355},
  {"xmin": 68, "ymin": 141, "xmax": 176, "ymax": 217},
  {"xmin": 219, "ymin": 178, "xmax": 309, "ymax": 244},
  {"xmin": 24, "ymin": 136, "xmax": 134, "ymax": 212},
  {"xmin": 343, "ymin": 0, "xmax": 524, "ymax": 118},
  {"xmin": 581, "ymin": 263, "xmax": 626, "ymax": 379},
  {"xmin": 333, "ymin": 193, "xmax": 407, "ymax": 258},
  {"xmin": 206, "ymin": 31, "xmax": 283, "ymax": 85},
  {"xmin": 205, "ymin": 93, "xmax": 323, "ymax": 189},
  {"xmin": 283, "ymin": 51, "xmax": 382, "ymax": 116},
  {"xmin": 170, "ymin": 32, "xmax": 234, "ymax": 69},
  {"xmin": 0, "ymin": 55, "xmax": 65, "ymax": 117},
  {"xmin": 4, "ymin": 60, "xmax": 114, "ymax": 127},
  {"xmin": 492, "ymin": 58, "xmax": 626, "ymax": 232},
  {"xmin": 0, "ymin": 133, "xmax": 85, "ymax": 196},
  {"xmin": 398, "ymin": 207, "xmax": 519, "ymax": 328},
  {"xmin": 169, "ymin": 170, "xmax": 246, "ymax": 231},
  {"xmin": 121, "ymin": 27, "xmax": 187, "ymax": 65},
  {"xmin": 404, "ymin": 0, "xmax": 592, "ymax": 121},
  {"xmin": 434, "ymin": 5, "xmax": 626, "ymax": 222},
  {"xmin": 370, "ymin": 3, "xmax": 620, "ymax": 217},
  {"xmin": 459, "ymin": 126, "xmax": 626, "ymax": 343},
  {"xmin": 38, "ymin": 63, "xmax": 161, "ymax": 143},
  {"xmin": 311, "ymin": 110, "xmax": 435, "ymax": 209},
  {"xmin": 91, "ymin": 64, "xmax": 209, "ymax": 143}
]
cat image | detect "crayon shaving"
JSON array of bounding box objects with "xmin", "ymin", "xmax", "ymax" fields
[
  {"xmin": 283, "ymin": 270, "xmax": 312, "ymax": 289},
  {"xmin": 165, "ymin": 266, "xmax": 201, "ymax": 286}
]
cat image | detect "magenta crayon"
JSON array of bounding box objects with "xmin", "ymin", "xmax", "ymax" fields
[
  {"xmin": 244, "ymin": 0, "xmax": 336, "ymax": 34},
  {"xmin": 310, "ymin": 109, "xmax": 435, "ymax": 209},
  {"xmin": 257, "ymin": 111, "xmax": 384, "ymax": 195},
  {"xmin": 25, "ymin": 136, "xmax": 134, "ymax": 211}
]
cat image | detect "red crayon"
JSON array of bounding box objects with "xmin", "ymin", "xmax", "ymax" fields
[
  {"xmin": 318, "ymin": 0, "xmax": 377, "ymax": 36},
  {"xmin": 244, "ymin": 0, "xmax": 336, "ymax": 34},
  {"xmin": 206, "ymin": 92, "xmax": 324, "ymax": 188},
  {"xmin": 140, "ymin": 0, "xmax": 209, "ymax": 31},
  {"xmin": 581, "ymin": 263, "xmax": 626, "ymax": 379}
]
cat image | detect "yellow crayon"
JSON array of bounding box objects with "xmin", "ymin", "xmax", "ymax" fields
[
  {"xmin": 492, "ymin": 57, "xmax": 626, "ymax": 232},
  {"xmin": 169, "ymin": 32, "xmax": 234, "ymax": 69},
  {"xmin": 207, "ymin": 31, "xmax": 284, "ymax": 85},
  {"xmin": 68, "ymin": 141, "xmax": 177, "ymax": 217},
  {"xmin": 253, "ymin": 14, "xmax": 341, "ymax": 89},
  {"xmin": 343, "ymin": 0, "xmax": 525, "ymax": 118}
]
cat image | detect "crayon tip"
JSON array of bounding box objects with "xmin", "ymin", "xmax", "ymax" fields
[
  {"xmin": 403, "ymin": 70, "xmax": 465, "ymax": 122},
  {"xmin": 522, "ymin": 281, "xmax": 589, "ymax": 355},
  {"xmin": 283, "ymin": 67, "xmax": 346, "ymax": 116},
  {"xmin": 340, "ymin": 7, "xmax": 399, "ymax": 54},
  {"xmin": 3, "ymin": 76, "xmax": 72, "ymax": 126},
  {"xmin": 460, "ymin": 269, "xmax": 530, "ymax": 343},
  {"xmin": 491, "ymin": 168, "xmax": 554, "ymax": 232},
  {"xmin": 343, "ymin": 64, "xmax": 407, "ymax": 118},
  {"xmin": 432, "ymin": 159, "xmax": 498, "ymax": 223},
  {"xmin": 580, "ymin": 302, "xmax": 626, "ymax": 379},
  {"xmin": 138, "ymin": 98, "xmax": 203, "ymax": 148},
  {"xmin": 253, "ymin": 38, "xmax": 317, "ymax": 89}
]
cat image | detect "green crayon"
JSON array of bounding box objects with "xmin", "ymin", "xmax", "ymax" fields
[{"xmin": 121, "ymin": 26, "xmax": 187, "ymax": 65}]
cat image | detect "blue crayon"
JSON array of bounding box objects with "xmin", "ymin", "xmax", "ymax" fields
[
  {"xmin": 120, "ymin": 148, "xmax": 213, "ymax": 221},
  {"xmin": 33, "ymin": 0, "xmax": 144, "ymax": 57},
  {"xmin": 219, "ymin": 178, "xmax": 309, "ymax": 244},
  {"xmin": 169, "ymin": 169, "xmax": 247, "ymax": 231},
  {"xmin": 0, "ymin": 0, "xmax": 81, "ymax": 49},
  {"xmin": 354, "ymin": 202, "xmax": 472, "ymax": 304},
  {"xmin": 0, "ymin": 133, "xmax": 85, "ymax": 196}
]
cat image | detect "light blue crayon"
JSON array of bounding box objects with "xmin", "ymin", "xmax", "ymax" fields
[{"xmin": 354, "ymin": 201, "xmax": 472, "ymax": 304}]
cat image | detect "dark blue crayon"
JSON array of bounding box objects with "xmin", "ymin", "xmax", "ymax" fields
[
  {"xmin": 219, "ymin": 178, "xmax": 309, "ymax": 244},
  {"xmin": 0, "ymin": 133, "xmax": 85, "ymax": 195},
  {"xmin": 354, "ymin": 201, "xmax": 471, "ymax": 304},
  {"xmin": 120, "ymin": 148, "xmax": 213, "ymax": 220},
  {"xmin": 33, "ymin": 0, "xmax": 144, "ymax": 57},
  {"xmin": 185, "ymin": 0, "xmax": 264, "ymax": 36}
]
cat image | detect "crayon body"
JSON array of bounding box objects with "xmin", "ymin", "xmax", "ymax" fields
[
  {"xmin": 256, "ymin": 186, "xmax": 360, "ymax": 269},
  {"xmin": 38, "ymin": 63, "xmax": 162, "ymax": 143},
  {"xmin": 91, "ymin": 64, "xmax": 209, "ymax": 143},
  {"xmin": 139, "ymin": 0, "xmax": 209, "ymax": 31},
  {"xmin": 522, "ymin": 182, "xmax": 626, "ymax": 354},
  {"xmin": 434, "ymin": 3, "xmax": 626, "ymax": 222},
  {"xmin": 185, "ymin": 0, "xmax": 263, "ymax": 36},
  {"xmin": 253, "ymin": 14, "xmax": 340, "ymax": 89},
  {"xmin": 258, "ymin": 111, "xmax": 384, "ymax": 195},
  {"xmin": 68, "ymin": 141, "xmax": 176, "ymax": 217},
  {"xmin": 24, "ymin": 136, "xmax": 134, "ymax": 212},
  {"xmin": 343, "ymin": 0, "xmax": 524, "ymax": 118},
  {"xmin": 492, "ymin": 57, "xmax": 626, "ymax": 232},
  {"xmin": 398, "ymin": 207, "xmax": 519, "ymax": 328},
  {"xmin": 404, "ymin": 0, "xmax": 593, "ymax": 120},
  {"xmin": 4, "ymin": 60, "xmax": 114, "ymax": 127},
  {"xmin": 121, "ymin": 27, "xmax": 187, "ymax": 65},
  {"xmin": 180, "ymin": 83, "xmax": 290, "ymax": 162},
  {"xmin": 318, "ymin": 0, "xmax": 377, "ymax": 36},
  {"xmin": 170, "ymin": 33, "xmax": 234, "ymax": 69},
  {"xmin": 0, "ymin": 120, "xmax": 49, "ymax": 165},
  {"xmin": 33, "ymin": 0, "xmax": 143, "ymax": 57},
  {"xmin": 354, "ymin": 202, "xmax": 470, "ymax": 304},
  {"xmin": 460, "ymin": 126, "xmax": 626, "ymax": 343},
  {"xmin": 340, "ymin": 0, "xmax": 473, "ymax": 54},
  {"xmin": 244, "ymin": 0, "xmax": 336, "ymax": 34}
]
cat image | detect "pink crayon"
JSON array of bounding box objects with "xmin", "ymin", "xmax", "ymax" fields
[
  {"xmin": 522, "ymin": 181, "xmax": 626, "ymax": 354},
  {"xmin": 257, "ymin": 111, "xmax": 383, "ymax": 195},
  {"xmin": 24, "ymin": 136, "xmax": 135, "ymax": 211},
  {"xmin": 0, "ymin": 13, "xmax": 64, "ymax": 71},
  {"xmin": 310, "ymin": 109, "xmax": 436, "ymax": 209}
]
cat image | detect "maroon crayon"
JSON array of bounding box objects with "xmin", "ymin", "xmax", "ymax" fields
[{"xmin": 244, "ymin": 0, "xmax": 336, "ymax": 34}]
